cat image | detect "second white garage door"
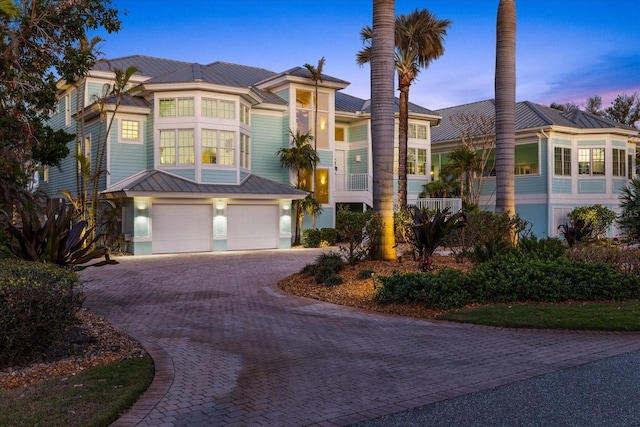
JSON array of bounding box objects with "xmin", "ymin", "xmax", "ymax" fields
[
  {"xmin": 227, "ymin": 204, "xmax": 279, "ymax": 250},
  {"xmin": 152, "ymin": 204, "xmax": 212, "ymax": 254}
]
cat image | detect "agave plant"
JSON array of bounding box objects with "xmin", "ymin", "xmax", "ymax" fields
[
  {"xmin": 558, "ymin": 219, "xmax": 592, "ymax": 248},
  {"xmin": 2, "ymin": 200, "xmax": 117, "ymax": 270},
  {"xmin": 410, "ymin": 207, "xmax": 467, "ymax": 271}
]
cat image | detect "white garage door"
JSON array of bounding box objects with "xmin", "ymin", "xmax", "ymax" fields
[
  {"xmin": 152, "ymin": 204, "xmax": 212, "ymax": 254},
  {"xmin": 227, "ymin": 205, "xmax": 279, "ymax": 250}
]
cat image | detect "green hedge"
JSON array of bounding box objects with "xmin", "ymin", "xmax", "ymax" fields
[
  {"xmin": 375, "ymin": 253, "xmax": 640, "ymax": 309},
  {"xmin": 0, "ymin": 259, "xmax": 82, "ymax": 368}
]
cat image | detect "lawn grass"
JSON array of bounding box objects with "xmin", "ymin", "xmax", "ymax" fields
[
  {"xmin": 438, "ymin": 300, "xmax": 640, "ymax": 331},
  {"xmin": 0, "ymin": 356, "xmax": 154, "ymax": 427}
]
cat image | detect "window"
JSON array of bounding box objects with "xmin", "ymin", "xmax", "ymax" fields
[
  {"xmin": 240, "ymin": 104, "xmax": 250, "ymax": 125},
  {"xmin": 202, "ymin": 98, "xmax": 236, "ymax": 119},
  {"xmin": 177, "ymin": 130, "xmax": 194, "ymax": 164},
  {"xmin": 219, "ymin": 131, "xmax": 235, "ymax": 165},
  {"xmin": 578, "ymin": 148, "xmax": 605, "ymax": 175},
  {"xmin": 629, "ymin": 154, "xmax": 634, "ymax": 179},
  {"xmin": 612, "ymin": 148, "xmax": 626, "ymax": 177},
  {"xmin": 554, "ymin": 147, "xmax": 571, "ymax": 176},
  {"xmin": 240, "ymin": 134, "xmax": 250, "ymax": 168},
  {"xmin": 159, "ymin": 129, "xmax": 194, "ymax": 165},
  {"xmin": 121, "ymin": 120, "xmax": 140, "ymax": 142},
  {"xmin": 201, "ymin": 130, "xmax": 217, "ymax": 164},
  {"xmin": 159, "ymin": 99, "xmax": 176, "ymax": 117},
  {"xmin": 409, "ymin": 124, "xmax": 428, "ymax": 140},
  {"xmin": 296, "ymin": 90, "xmax": 311, "ymax": 134},
  {"xmin": 315, "ymin": 169, "xmax": 329, "ymax": 204},
  {"xmin": 407, "ymin": 148, "xmax": 427, "ymax": 175},
  {"xmin": 42, "ymin": 165, "xmax": 49, "ymax": 183},
  {"xmin": 177, "ymin": 98, "xmax": 194, "ymax": 116},
  {"xmin": 335, "ymin": 127, "xmax": 345, "ymax": 142},
  {"xmin": 514, "ymin": 143, "xmax": 539, "ymax": 175}
]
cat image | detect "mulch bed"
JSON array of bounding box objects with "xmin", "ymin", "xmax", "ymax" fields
[
  {"xmin": 0, "ymin": 309, "xmax": 147, "ymax": 391},
  {"xmin": 278, "ymin": 254, "xmax": 472, "ymax": 319}
]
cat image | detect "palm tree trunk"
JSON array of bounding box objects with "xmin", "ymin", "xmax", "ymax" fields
[
  {"xmin": 398, "ymin": 76, "xmax": 409, "ymax": 211},
  {"xmin": 370, "ymin": 0, "xmax": 397, "ymax": 260},
  {"xmin": 494, "ymin": 0, "xmax": 516, "ymax": 218}
]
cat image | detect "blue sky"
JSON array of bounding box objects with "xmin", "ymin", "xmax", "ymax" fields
[{"xmin": 93, "ymin": 0, "xmax": 640, "ymax": 110}]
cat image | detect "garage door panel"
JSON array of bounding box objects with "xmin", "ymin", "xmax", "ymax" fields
[
  {"xmin": 227, "ymin": 205, "xmax": 278, "ymax": 251},
  {"xmin": 153, "ymin": 204, "xmax": 212, "ymax": 254}
]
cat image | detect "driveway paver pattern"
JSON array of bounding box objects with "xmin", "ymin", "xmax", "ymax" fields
[{"xmin": 80, "ymin": 250, "xmax": 640, "ymax": 426}]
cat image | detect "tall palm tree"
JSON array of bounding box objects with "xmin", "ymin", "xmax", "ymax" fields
[
  {"xmin": 358, "ymin": 9, "xmax": 451, "ymax": 210},
  {"xmin": 276, "ymin": 129, "xmax": 319, "ymax": 245},
  {"xmin": 367, "ymin": 0, "xmax": 396, "ymax": 260},
  {"xmin": 494, "ymin": 0, "xmax": 516, "ymax": 234},
  {"xmin": 303, "ymin": 57, "xmax": 325, "ymax": 207}
]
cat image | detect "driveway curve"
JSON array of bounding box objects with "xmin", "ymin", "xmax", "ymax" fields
[{"xmin": 81, "ymin": 250, "xmax": 640, "ymax": 426}]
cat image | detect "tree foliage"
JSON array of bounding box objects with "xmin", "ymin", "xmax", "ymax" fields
[{"xmin": 0, "ymin": 0, "xmax": 121, "ymax": 205}]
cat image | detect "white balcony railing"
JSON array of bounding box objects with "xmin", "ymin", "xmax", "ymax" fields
[
  {"xmin": 408, "ymin": 198, "xmax": 463, "ymax": 212},
  {"xmin": 334, "ymin": 173, "xmax": 372, "ymax": 192}
]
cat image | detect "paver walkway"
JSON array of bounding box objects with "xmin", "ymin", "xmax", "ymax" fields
[{"xmin": 80, "ymin": 250, "xmax": 640, "ymax": 426}]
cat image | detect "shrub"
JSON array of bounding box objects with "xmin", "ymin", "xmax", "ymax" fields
[
  {"xmin": 568, "ymin": 205, "xmax": 616, "ymax": 239},
  {"xmin": 446, "ymin": 210, "xmax": 529, "ymax": 263},
  {"xmin": 320, "ymin": 228, "xmax": 338, "ymax": 246},
  {"xmin": 558, "ymin": 219, "xmax": 592, "ymax": 247},
  {"xmin": 324, "ymin": 275, "xmax": 343, "ymax": 287},
  {"xmin": 335, "ymin": 207, "xmax": 381, "ymax": 265},
  {"xmin": 302, "ymin": 229, "xmax": 322, "ymax": 248},
  {"xmin": 517, "ymin": 235, "xmax": 566, "ymax": 260},
  {"xmin": 618, "ymin": 176, "xmax": 640, "ymax": 243},
  {"xmin": 357, "ymin": 269, "xmax": 375, "ymax": 279},
  {"xmin": 301, "ymin": 251, "xmax": 344, "ymax": 284},
  {"xmin": 409, "ymin": 207, "xmax": 466, "ymax": 270},
  {"xmin": 567, "ymin": 245, "xmax": 640, "ymax": 276},
  {"xmin": 0, "ymin": 259, "xmax": 82, "ymax": 368}
]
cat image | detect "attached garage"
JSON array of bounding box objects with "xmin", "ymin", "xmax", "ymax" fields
[
  {"xmin": 152, "ymin": 204, "xmax": 213, "ymax": 254},
  {"xmin": 227, "ymin": 204, "xmax": 279, "ymax": 250}
]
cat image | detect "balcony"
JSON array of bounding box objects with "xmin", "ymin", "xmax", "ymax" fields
[
  {"xmin": 407, "ymin": 197, "xmax": 463, "ymax": 212},
  {"xmin": 333, "ymin": 173, "xmax": 373, "ymax": 205}
]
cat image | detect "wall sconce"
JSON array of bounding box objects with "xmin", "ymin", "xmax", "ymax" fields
[
  {"xmin": 320, "ymin": 121, "xmax": 326, "ymax": 130},
  {"xmin": 136, "ymin": 203, "xmax": 148, "ymax": 217},
  {"xmin": 320, "ymin": 176, "xmax": 326, "ymax": 185}
]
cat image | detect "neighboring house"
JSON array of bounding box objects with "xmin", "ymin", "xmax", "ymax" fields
[
  {"xmin": 431, "ymin": 100, "xmax": 640, "ymax": 238},
  {"xmin": 41, "ymin": 55, "xmax": 440, "ymax": 254}
]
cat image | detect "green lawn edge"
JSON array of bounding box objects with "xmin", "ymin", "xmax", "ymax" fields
[
  {"xmin": 437, "ymin": 300, "xmax": 640, "ymax": 331},
  {"xmin": 0, "ymin": 356, "xmax": 154, "ymax": 427}
]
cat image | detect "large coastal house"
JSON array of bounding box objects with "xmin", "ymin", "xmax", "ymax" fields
[
  {"xmin": 41, "ymin": 55, "xmax": 639, "ymax": 254},
  {"xmin": 432, "ymin": 100, "xmax": 640, "ymax": 238},
  {"xmin": 41, "ymin": 55, "xmax": 440, "ymax": 254}
]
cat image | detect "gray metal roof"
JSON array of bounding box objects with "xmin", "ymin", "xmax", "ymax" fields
[
  {"xmin": 104, "ymin": 170, "xmax": 307, "ymax": 199},
  {"xmin": 432, "ymin": 99, "xmax": 638, "ymax": 143},
  {"xmin": 335, "ymin": 91, "xmax": 439, "ymax": 116},
  {"xmin": 92, "ymin": 55, "xmax": 192, "ymax": 78}
]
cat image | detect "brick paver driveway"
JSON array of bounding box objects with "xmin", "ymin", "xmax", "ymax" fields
[{"xmin": 81, "ymin": 250, "xmax": 640, "ymax": 426}]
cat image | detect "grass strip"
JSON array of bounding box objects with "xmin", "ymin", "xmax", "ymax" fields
[
  {"xmin": 0, "ymin": 356, "xmax": 154, "ymax": 427},
  {"xmin": 438, "ymin": 300, "xmax": 640, "ymax": 331}
]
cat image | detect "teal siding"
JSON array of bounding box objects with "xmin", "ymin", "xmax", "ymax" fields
[
  {"xmin": 612, "ymin": 140, "xmax": 626, "ymax": 148},
  {"xmin": 240, "ymin": 170, "xmax": 249, "ymax": 180},
  {"xmin": 318, "ymin": 150, "xmax": 332, "ymax": 167},
  {"xmin": 109, "ymin": 118, "xmax": 148, "ymax": 184},
  {"xmin": 552, "ymin": 178, "xmax": 572, "ymax": 193},
  {"xmin": 279, "ymin": 237, "xmax": 292, "ymax": 249},
  {"xmin": 480, "ymin": 178, "xmax": 496, "ymax": 197},
  {"xmin": 87, "ymin": 82, "xmax": 105, "ymax": 100},
  {"xmin": 348, "ymin": 124, "xmax": 367, "ymax": 142},
  {"xmin": 515, "ymin": 203, "xmax": 548, "ymax": 238},
  {"xmin": 408, "ymin": 178, "xmax": 427, "ymax": 195},
  {"xmin": 578, "ymin": 179, "xmax": 606, "ymax": 193},
  {"xmin": 613, "ymin": 179, "xmax": 628, "ymax": 193},
  {"xmin": 275, "ymin": 88, "xmax": 289, "ymax": 103},
  {"xmin": 348, "ymin": 148, "xmax": 368, "ymax": 174},
  {"xmin": 550, "ymin": 138, "xmax": 571, "ymax": 146},
  {"xmin": 146, "ymin": 114, "xmax": 155, "ymax": 169},
  {"xmin": 167, "ymin": 169, "xmax": 196, "ymax": 181},
  {"xmin": 202, "ymin": 169, "xmax": 236, "ymax": 183},
  {"xmin": 132, "ymin": 241, "xmax": 152, "ymax": 255},
  {"xmin": 251, "ymin": 113, "xmax": 288, "ymax": 184},
  {"xmin": 302, "ymin": 207, "xmax": 335, "ymax": 230},
  {"xmin": 577, "ymin": 140, "xmax": 605, "ymax": 147}
]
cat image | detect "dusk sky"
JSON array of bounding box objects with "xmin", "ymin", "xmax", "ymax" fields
[{"xmin": 92, "ymin": 0, "xmax": 640, "ymax": 111}]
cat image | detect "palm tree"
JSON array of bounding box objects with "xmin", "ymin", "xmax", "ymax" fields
[
  {"xmin": 494, "ymin": 0, "xmax": 516, "ymax": 222},
  {"xmin": 367, "ymin": 0, "xmax": 396, "ymax": 260},
  {"xmin": 276, "ymin": 129, "xmax": 319, "ymax": 245},
  {"xmin": 358, "ymin": 8, "xmax": 451, "ymax": 211}
]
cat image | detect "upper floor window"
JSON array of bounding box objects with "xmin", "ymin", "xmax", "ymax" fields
[
  {"xmin": 554, "ymin": 147, "xmax": 571, "ymax": 176},
  {"xmin": 159, "ymin": 129, "xmax": 194, "ymax": 165},
  {"xmin": 335, "ymin": 127, "xmax": 345, "ymax": 142},
  {"xmin": 612, "ymin": 148, "xmax": 626, "ymax": 177},
  {"xmin": 240, "ymin": 104, "xmax": 250, "ymax": 125},
  {"xmin": 407, "ymin": 148, "xmax": 427, "ymax": 175},
  {"xmin": 202, "ymin": 98, "xmax": 235, "ymax": 119},
  {"xmin": 159, "ymin": 98, "xmax": 194, "ymax": 117},
  {"xmin": 578, "ymin": 147, "xmax": 605, "ymax": 175},
  {"xmin": 409, "ymin": 124, "xmax": 428, "ymax": 140},
  {"xmin": 296, "ymin": 89, "xmax": 329, "ymax": 148},
  {"xmin": 121, "ymin": 119, "xmax": 140, "ymax": 142},
  {"xmin": 201, "ymin": 129, "xmax": 235, "ymax": 166}
]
